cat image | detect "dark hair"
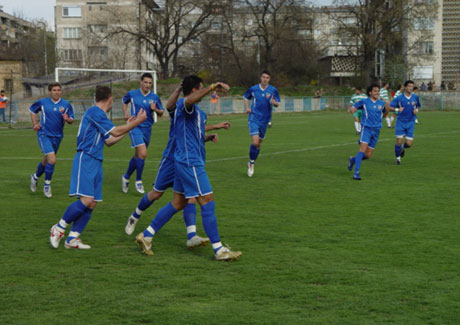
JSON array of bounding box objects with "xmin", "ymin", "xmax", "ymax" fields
[
  {"xmin": 366, "ymin": 84, "xmax": 380, "ymax": 97},
  {"xmin": 182, "ymin": 75, "xmax": 203, "ymax": 96},
  {"xmin": 355, "ymin": 87, "xmax": 362, "ymax": 91},
  {"xmin": 141, "ymin": 73, "xmax": 153, "ymax": 81},
  {"xmin": 382, "ymin": 81, "xmax": 389, "ymax": 87},
  {"xmin": 95, "ymin": 85, "xmax": 112, "ymax": 102},
  {"xmin": 0, "ymin": 90, "xmax": 4, "ymax": 93},
  {"xmin": 404, "ymin": 80, "xmax": 415, "ymax": 87},
  {"xmin": 260, "ymin": 70, "xmax": 271, "ymax": 77},
  {"xmin": 413, "ymin": 87, "xmax": 418, "ymax": 91},
  {"xmin": 48, "ymin": 82, "xmax": 62, "ymax": 91}
]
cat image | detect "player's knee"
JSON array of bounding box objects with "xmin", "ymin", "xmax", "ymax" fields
[
  {"xmin": 148, "ymin": 190, "xmax": 162, "ymax": 201},
  {"xmin": 47, "ymin": 156, "xmax": 57, "ymax": 165}
]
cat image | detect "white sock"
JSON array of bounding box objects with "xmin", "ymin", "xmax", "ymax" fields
[
  {"xmin": 354, "ymin": 122, "xmax": 360, "ymax": 132},
  {"xmin": 358, "ymin": 123, "xmax": 362, "ymax": 132},
  {"xmin": 390, "ymin": 116, "xmax": 394, "ymax": 123},
  {"xmin": 386, "ymin": 117, "xmax": 391, "ymax": 127}
]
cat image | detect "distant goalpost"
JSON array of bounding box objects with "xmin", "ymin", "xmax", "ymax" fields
[{"xmin": 54, "ymin": 67, "xmax": 158, "ymax": 93}]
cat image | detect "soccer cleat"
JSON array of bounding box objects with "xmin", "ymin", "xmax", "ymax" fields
[
  {"xmin": 50, "ymin": 224, "xmax": 65, "ymax": 248},
  {"xmin": 355, "ymin": 131, "xmax": 360, "ymax": 135},
  {"xmin": 400, "ymin": 148, "xmax": 405, "ymax": 158},
  {"xmin": 30, "ymin": 174, "xmax": 38, "ymax": 193},
  {"xmin": 268, "ymin": 122, "xmax": 272, "ymax": 128},
  {"xmin": 43, "ymin": 184, "xmax": 52, "ymax": 198},
  {"xmin": 247, "ymin": 162, "xmax": 254, "ymax": 177},
  {"xmin": 215, "ymin": 246, "xmax": 242, "ymax": 261},
  {"xmin": 121, "ymin": 175, "xmax": 129, "ymax": 194},
  {"xmin": 187, "ymin": 235, "xmax": 210, "ymax": 249},
  {"xmin": 125, "ymin": 215, "xmax": 138, "ymax": 235},
  {"xmin": 135, "ymin": 181, "xmax": 145, "ymax": 194},
  {"xmin": 396, "ymin": 157, "xmax": 401, "ymax": 165},
  {"xmin": 64, "ymin": 238, "xmax": 91, "ymax": 249},
  {"xmin": 135, "ymin": 232, "xmax": 153, "ymax": 256},
  {"xmin": 353, "ymin": 172, "xmax": 361, "ymax": 180},
  {"xmin": 348, "ymin": 156, "xmax": 355, "ymax": 171}
]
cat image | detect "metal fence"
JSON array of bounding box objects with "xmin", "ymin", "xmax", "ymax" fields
[{"xmin": 3, "ymin": 93, "xmax": 460, "ymax": 125}]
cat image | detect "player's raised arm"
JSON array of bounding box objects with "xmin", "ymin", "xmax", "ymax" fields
[
  {"xmin": 166, "ymin": 83, "xmax": 182, "ymax": 111},
  {"xmin": 205, "ymin": 121, "xmax": 231, "ymax": 131},
  {"xmin": 121, "ymin": 93, "xmax": 131, "ymax": 121},
  {"xmin": 111, "ymin": 109, "xmax": 147, "ymax": 137},
  {"xmin": 184, "ymin": 82, "xmax": 229, "ymax": 109}
]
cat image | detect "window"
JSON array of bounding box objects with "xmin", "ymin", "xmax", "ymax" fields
[
  {"xmin": 414, "ymin": 17, "xmax": 434, "ymax": 30},
  {"xmin": 63, "ymin": 27, "xmax": 81, "ymax": 39},
  {"xmin": 88, "ymin": 46, "xmax": 108, "ymax": 56},
  {"xmin": 211, "ymin": 22, "xmax": 221, "ymax": 30},
  {"xmin": 418, "ymin": 41, "xmax": 434, "ymax": 55},
  {"xmin": 62, "ymin": 49, "xmax": 82, "ymax": 61},
  {"xmin": 63, "ymin": 6, "xmax": 82, "ymax": 18},
  {"xmin": 88, "ymin": 24, "xmax": 107, "ymax": 34}
]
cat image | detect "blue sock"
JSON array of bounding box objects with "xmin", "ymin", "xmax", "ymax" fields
[
  {"xmin": 67, "ymin": 207, "xmax": 93, "ymax": 243},
  {"xmin": 143, "ymin": 202, "xmax": 178, "ymax": 238},
  {"xmin": 60, "ymin": 200, "xmax": 87, "ymax": 229},
  {"xmin": 395, "ymin": 144, "xmax": 402, "ymax": 157},
  {"xmin": 354, "ymin": 151, "xmax": 365, "ymax": 174},
  {"xmin": 124, "ymin": 157, "xmax": 136, "ymax": 179},
  {"xmin": 200, "ymin": 201, "xmax": 221, "ymax": 250},
  {"xmin": 44, "ymin": 163, "xmax": 55, "ymax": 182},
  {"xmin": 35, "ymin": 162, "xmax": 45, "ymax": 178},
  {"xmin": 249, "ymin": 145, "xmax": 260, "ymax": 162},
  {"xmin": 133, "ymin": 194, "xmax": 154, "ymax": 219},
  {"xmin": 183, "ymin": 203, "xmax": 197, "ymax": 240},
  {"xmin": 135, "ymin": 158, "xmax": 145, "ymax": 181}
]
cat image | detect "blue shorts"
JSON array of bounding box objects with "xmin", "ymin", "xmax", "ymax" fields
[
  {"xmin": 173, "ymin": 162, "xmax": 213, "ymax": 199},
  {"xmin": 248, "ymin": 120, "xmax": 268, "ymax": 140},
  {"xmin": 37, "ymin": 132, "xmax": 62, "ymax": 155},
  {"xmin": 395, "ymin": 120, "xmax": 415, "ymax": 139},
  {"xmin": 129, "ymin": 126, "xmax": 152, "ymax": 148},
  {"xmin": 69, "ymin": 152, "xmax": 103, "ymax": 201},
  {"xmin": 153, "ymin": 157, "xmax": 175, "ymax": 192},
  {"xmin": 360, "ymin": 126, "xmax": 380, "ymax": 149}
]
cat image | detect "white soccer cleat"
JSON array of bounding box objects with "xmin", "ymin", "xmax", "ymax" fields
[
  {"xmin": 215, "ymin": 245, "xmax": 242, "ymax": 261},
  {"xmin": 49, "ymin": 224, "xmax": 65, "ymax": 248},
  {"xmin": 187, "ymin": 235, "xmax": 210, "ymax": 249},
  {"xmin": 30, "ymin": 174, "xmax": 37, "ymax": 193},
  {"xmin": 64, "ymin": 238, "xmax": 91, "ymax": 249},
  {"xmin": 43, "ymin": 184, "xmax": 52, "ymax": 198},
  {"xmin": 121, "ymin": 175, "xmax": 129, "ymax": 194},
  {"xmin": 135, "ymin": 181, "xmax": 145, "ymax": 194},
  {"xmin": 247, "ymin": 162, "xmax": 254, "ymax": 177},
  {"xmin": 125, "ymin": 215, "xmax": 139, "ymax": 235}
]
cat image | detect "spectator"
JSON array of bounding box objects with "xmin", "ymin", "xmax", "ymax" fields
[
  {"xmin": 0, "ymin": 90, "xmax": 8, "ymax": 123},
  {"xmin": 210, "ymin": 90, "xmax": 219, "ymax": 113},
  {"xmin": 427, "ymin": 81, "xmax": 432, "ymax": 91},
  {"xmin": 420, "ymin": 82, "xmax": 427, "ymax": 91},
  {"xmin": 314, "ymin": 89, "xmax": 321, "ymax": 98},
  {"xmin": 441, "ymin": 80, "xmax": 446, "ymax": 91}
]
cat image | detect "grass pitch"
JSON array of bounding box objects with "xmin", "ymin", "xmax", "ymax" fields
[{"xmin": 1, "ymin": 111, "xmax": 460, "ymax": 324}]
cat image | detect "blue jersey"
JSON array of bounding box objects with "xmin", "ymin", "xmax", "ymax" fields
[
  {"xmin": 354, "ymin": 97, "xmax": 386, "ymax": 129},
  {"xmin": 174, "ymin": 98, "xmax": 206, "ymax": 167},
  {"xmin": 161, "ymin": 109, "xmax": 177, "ymax": 160},
  {"xmin": 76, "ymin": 106, "xmax": 115, "ymax": 161},
  {"xmin": 390, "ymin": 93, "xmax": 421, "ymax": 122},
  {"xmin": 243, "ymin": 84, "xmax": 280, "ymax": 123},
  {"xmin": 122, "ymin": 89, "xmax": 163, "ymax": 128},
  {"xmin": 29, "ymin": 98, "xmax": 74, "ymax": 138}
]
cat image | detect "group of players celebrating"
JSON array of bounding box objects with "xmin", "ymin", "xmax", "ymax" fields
[
  {"xmin": 348, "ymin": 80, "xmax": 421, "ymax": 180},
  {"xmin": 29, "ymin": 70, "xmax": 279, "ymax": 261}
]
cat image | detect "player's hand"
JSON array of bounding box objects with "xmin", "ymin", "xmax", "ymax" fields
[
  {"xmin": 413, "ymin": 108, "xmax": 419, "ymax": 114},
  {"xmin": 124, "ymin": 113, "xmax": 130, "ymax": 121},
  {"xmin": 246, "ymin": 107, "xmax": 251, "ymax": 114},
  {"xmin": 271, "ymin": 98, "xmax": 278, "ymax": 105},
  {"xmin": 150, "ymin": 101, "xmax": 157, "ymax": 111},
  {"xmin": 136, "ymin": 109, "xmax": 147, "ymax": 123},
  {"xmin": 218, "ymin": 122, "xmax": 231, "ymax": 130},
  {"xmin": 126, "ymin": 116, "xmax": 135, "ymax": 123},
  {"xmin": 209, "ymin": 134, "xmax": 218, "ymax": 143},
  {"xmin": 33, "ymin": 124, "xmax": 41, "ymax": 131},
  {"xmin": 214, "ymin": 82, "xmax": 230, "ymax": 92}
]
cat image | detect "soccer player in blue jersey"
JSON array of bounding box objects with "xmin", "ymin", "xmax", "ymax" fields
[
  {"xmin": 29, "ymin": 82, "xmax": 74, "ymax": 198},
  {"xmin": 49, "ymin": 86, "xmax": 147, "ymax": 249},
  {"xmin": 389, "ymin": 80, "xmax": 421, "ymax": 165},
  {"xmin": 243, "ymin": 70, "xmax": 280, "ymax": 177},
  {"xmin": 134, "ymin": 75, "xmax": 241, "ymax": 261},
  {"xmin": 347, "ymin": 84, "xmax": 389, "ymax": 180},
  {"xmin": 125, "ymin": 83, "xmax": 230, "ymax": 249},
  {"xmin": 121, "ymin": 73, "xmax": 164, "ymax": 194}
]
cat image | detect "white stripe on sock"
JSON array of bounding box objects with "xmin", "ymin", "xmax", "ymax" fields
[
  {"xmin": 212, "ymin": 242, "xmax": 222, "ymax": 250},
  {"xmin": 186, "ymin": 225, "xmax": 196, "ymax": 234},
  {"xmin": 68, "ymin": 231, "xmax": 80, "ymax": 238},
  {"xmin": 58, "ymin": 219, "xmax": 68, "ymax": 229},
  {"xmin": 135, "ymin": 208, "xmax": 143, "ymax": 215},
  {"xmin": 146, "ymin": 226, "xmax": 155, "ymax": 236}
]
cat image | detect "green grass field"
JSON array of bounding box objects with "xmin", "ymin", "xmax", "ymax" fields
[{"xmin": 1, "ymin": 111, "xmax": 459, "ymax": 324}]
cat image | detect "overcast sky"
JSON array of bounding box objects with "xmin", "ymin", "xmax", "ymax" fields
[{"xmin": 0, "ymin": 0, "xmax": 335, "ymax": 29}]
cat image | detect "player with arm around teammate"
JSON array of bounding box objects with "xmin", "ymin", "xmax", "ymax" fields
[
  {"xmin": 49, "ymin": 86, "xmax": 147, "ymax": 249},
  {"xmin": 121, "ymin": 73, "xmax": 164, "ymax": 194},
  {"xmin": 243, "ymin": 70, "xmax": 280, "ymax": 177},
  {"xmin": 134, "ymin": 75, "xmax": 241, "ymax": 261},
  {"xmin": 347, "ymin": 84, "xmax": 389, "ymax": 180},
  {"xmin": 389, "ymin": 80, "xmax": 421, "ymax": 165},
  {"xmin": 29, "ymin": 82, "xmax": 74, "ymax": 198}
]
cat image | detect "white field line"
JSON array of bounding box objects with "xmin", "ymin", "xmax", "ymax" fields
[{"xmin": 1, "ymin": 130, "xmax": 459, "ymax": 164}]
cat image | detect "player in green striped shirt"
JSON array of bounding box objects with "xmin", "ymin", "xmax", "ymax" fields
[
  {"xmin": 380, "ymin": 81, "xmax": 393, "ymax": 128},
  {"xmin": 348, "ymin": 87, "xmax": 367, "ymax": 134}
]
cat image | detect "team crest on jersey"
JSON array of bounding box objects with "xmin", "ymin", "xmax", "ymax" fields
[
  {"xmin": 378, "ymin": 105, "xmax": 382, "ymax": 110},
  {"xmin": 411, "ymin": 101, "xmax": 416, "ymax": 106},
  {"xmin": 59, "ymin": 107, "xmax": 65, "ymax": 113},
  {"xmin": 265, "ymin": 93, "xmax": 271, "ymax": 98}
]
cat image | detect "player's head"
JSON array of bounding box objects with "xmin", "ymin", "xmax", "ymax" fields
[
  {"xmin": 0, "ymin": 90, "xmax": 4, "ymax": 95},
  {"xmin": 404, "ymin": 80, "xmax": 415, "ymax": 93},
  {"xmin": 260, "ymin": 70, "xmax": 271, "ymax": 86},
  {"xmin": 140, "ymin": 73, "xmax": 153, "ymax": 93},
  {"xmin": 367, "ymin": 84, "xmax": 380, "ymax": 99},
  {"xmin": 413, "ymin": 86, "xmax": 418, "ymax": 93},
  {"xmin": 355, "ymin": 87, "xmax": 362, "ymax": 94},
  {"xmin": 48, "ymin": 82, "xmax": 62, "ymax": 101},
  {"xmin": 182, "ymin": 75, "xmax": 203, "ymax": 97},
  {"xmin": 382, "ymin": 81, "xmax": 389, "ymax": 88},
  {"xmin": 95, "ymin": 85, "xmax": 113, "ymax": 111}
]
